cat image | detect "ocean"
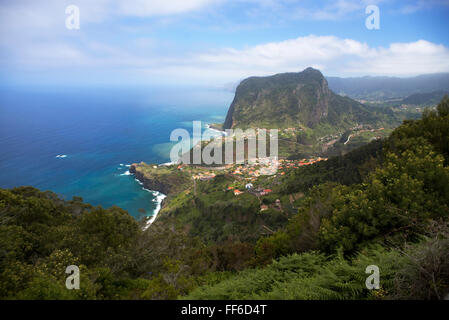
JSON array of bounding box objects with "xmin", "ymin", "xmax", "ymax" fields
[{"xmin": 0, "ymin": 85, "xmax": 233, "ymax": 219}]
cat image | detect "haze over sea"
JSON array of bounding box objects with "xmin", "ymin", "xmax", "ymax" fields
[{"xmin": 0, "ymin": 85, "xmax": 233, "ymax": 219}]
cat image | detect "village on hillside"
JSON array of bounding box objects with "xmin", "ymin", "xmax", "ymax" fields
[{"xmin": 177, "ymin": 156, "xmax": 327, "ymax": 209}]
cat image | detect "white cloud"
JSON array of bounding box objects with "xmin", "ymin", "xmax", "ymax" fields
[
  {"xmin": 188, "ymin": 36, "xmax": 449, "ymax": 80},
  {"xmin": 398, "ymin": 0, "xmax": 449, "ymax": 14},
  {"xmin": 1, "ymin": 1, "xmax": 449, "ymax": 85},
  {"xmin": 115, "ymin": 0, "xmax": 220, "ymax": 17},
  {"xmin": 280, "ymin": 0, "xmax": 386, "ymax": 21},
  {"xmin": 3, "ymin": 34, "xmax": 449, "ymax": 85},
  {"xmin": 0, "ymin": 0, "xmax": 220, "ymax": 35},
  {"xmin": 347, "ymin": 40, "xmax": 449, "ymax": 75}
]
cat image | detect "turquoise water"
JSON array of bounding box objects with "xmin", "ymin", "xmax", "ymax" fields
[{"xmin": 0, "ymin": 85, "xmax": 233, "ymax": 218}]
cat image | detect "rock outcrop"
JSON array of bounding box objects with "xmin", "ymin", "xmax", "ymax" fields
[
  {"xmin": 129, "ymin": 163, "xmax": 190, "ymax": 196},
  {"xmin": 223, "ymin": 67, "xmax": 375, "ymax": 130}
]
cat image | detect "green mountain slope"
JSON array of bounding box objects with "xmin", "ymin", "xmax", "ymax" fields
[
  {"xmin": 223, "ymin": 67, "xmax": 379, "ymax": 131},
  {"xmin": 1, "ymin": 98, "xmax": 449, "ymax": 300},
  {"xmin": 184, "ymin": 97, "xmax": 449, "ymax": 300},
  {"xmin": 327, "ymin": 73, "xmax": 449, "ymax": 101},
  {"xmin": 401, "ymin": 90, "xmax": 449, "ymax": 106}
]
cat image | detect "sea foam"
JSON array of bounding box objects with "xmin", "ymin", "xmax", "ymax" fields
[
  {"xmin": 142, "ymin": 189, "xmax": 167, "ymax": 230},
  {"xmin": 159, "ymin": 161, "xmax": 176, "ymax": 166},
  {"xmin": 205, "ymin": 124, "xmax": 228, "ymax": 137}
]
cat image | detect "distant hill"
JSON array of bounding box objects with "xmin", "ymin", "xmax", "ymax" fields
[
  {"xmin": 327, "ymin": 73, "xmax": 449, "ymax": 101},
  {"xmin": 400, "ymin": 90, "xmax": 449, "ymax": 106},
  {"xmin": 223, "ymin": 67, "xmax": 378, "ymax": 131}
]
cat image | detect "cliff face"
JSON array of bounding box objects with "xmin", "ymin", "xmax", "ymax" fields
[
  {"xmin": 129, "ymin": 165, "xmax": 169, "ymax": 194},
  {"xmin": 223, "ymin": 67, "xmax": 373, "ymax": 130},
  {"xmin": 129, "ymin": 163, "xmax": 190, "ymax": 196}
]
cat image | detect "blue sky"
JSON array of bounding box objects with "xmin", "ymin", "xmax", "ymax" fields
[{"xmin": 0, "ymin": 0, "xmax": 448, "ymax": 87}]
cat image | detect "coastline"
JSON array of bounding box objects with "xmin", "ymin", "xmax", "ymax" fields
[
  {"xmin": 142, "ymin": 189, "xmax": 167, "ymax": 230},
  {"xmin": 130, "ymin": 121, "xmax": 225, "ymax": 229},
  {"xmin": 133, "ymin": 176, "xmax": 167, "ymax": 230},
  {"xmin": 130, "ymin": 163, "xmax": 171, "ymax": 229},
  {"xmin": 205, "ymin": 123, "xmax": 228, "ymax": 136}
]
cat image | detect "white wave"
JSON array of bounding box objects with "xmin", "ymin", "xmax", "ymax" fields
[
  {"xmin": 159, "ymin": 161, "xmax": 176, "ymax": 166},
  {"xmin": 56, "ymin": 154, "xmax": 67, "ymax": 158},
  {"xmin": 205, "ymin": 124, "xmax": 228, "ymax": 137},
  {"xmin": 119, "ymin": 163, "xmax": 131, "ymax": 168},
  {"xmin": 128, "ymin": 167, "xmax": 167, "ymax": 230},
  {"xmin": 142, "ymin": 189, "xmax": 167, "ymax": 230}
]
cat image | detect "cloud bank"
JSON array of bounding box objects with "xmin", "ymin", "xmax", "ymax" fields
[
  {"xmin": 192, "ymin": 36, "xmax": 449, "ymax": 79},
  {"xmin": 1, "ymin": 1, "xmax": 448, "ymax": 86},
  {"xmin": 6, "ymin": 34, "xmax": 447, "ymax": 85}
]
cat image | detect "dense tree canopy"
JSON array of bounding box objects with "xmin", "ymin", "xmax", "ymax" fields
[{"xmin": 1, "ymin": 97, "xmax": 449, "ymax": 300}]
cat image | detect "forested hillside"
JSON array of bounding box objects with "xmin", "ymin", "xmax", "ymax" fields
[
  {"xmin": 186, "ymin": 96, "xmax": 449, "ymax": 299},
  {"xmin": 400, "ymin": 90, "xmax": 449, "ymax": 106},
  {"xmin": 223, "ymin": 68, "xmax": 382, "ymax": 131},
  {"xmin": 1, "ymin": 97, "xmax": 448, "ymax": 300},
  {"xmin": 327, "ymin": 73, "xmax": 449, "ymax": 101},
  {"xmin": 221, "ymin": 67, "xmax": 398, "ymax": 158}
]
